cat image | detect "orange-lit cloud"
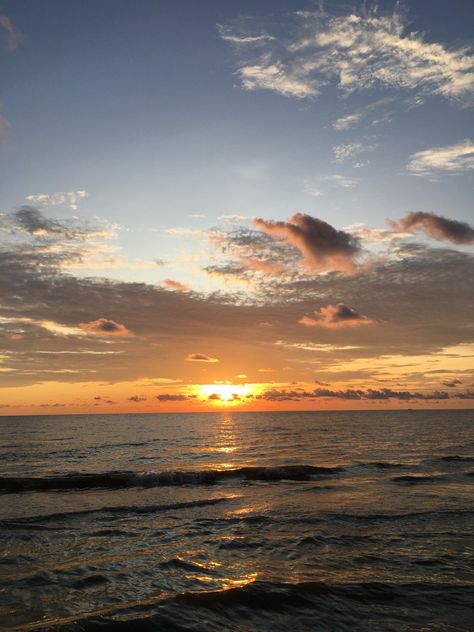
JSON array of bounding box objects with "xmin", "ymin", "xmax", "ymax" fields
[
  {"xmin": 253, "ymin": 213, "xmax": 361, "ymax": 274},
  {"xmin": 79, "ymin": 318, "xmax": 131, "ymax": 337},
  {"xmin": 388, "ymin": 211, "xmax": 474, "ymax": 244},
  {"xmin": 163, "ymin": 278, "xmax": 190, "ymax": 292},
  {"xmin": 299, "ymin": 303, "xmax": 374, "ymax": 329},
  {"xmin": 185, "ymin": 353, "xmax": 219, "ymax": 363}
]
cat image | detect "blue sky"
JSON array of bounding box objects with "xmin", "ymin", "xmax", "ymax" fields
[{"xmin": 0, "ymin": 1, "xmax": 473, "ymax": 412}]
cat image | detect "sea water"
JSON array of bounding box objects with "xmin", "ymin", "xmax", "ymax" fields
[{"xmin": 0, "ymin": 410, "xmax": 473, "ymax": 631}]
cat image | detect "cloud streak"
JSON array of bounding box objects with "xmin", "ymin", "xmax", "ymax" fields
[
  {"xmin": 185, "ymin": 353, "xmax": 219, "ymax": 363},
  {"xmin": 407, "ymin": 140, "xmax": 474, "ymax": 176},
  {"xmin": 388, "ymin": 212, "xmax": 474, "ymax": 244}
]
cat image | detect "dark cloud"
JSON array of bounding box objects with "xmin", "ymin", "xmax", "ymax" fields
[
  {"xmin": 156, "ymin": 394, "xmax": 195, "ymax": 402},
  {"xmin": 128, "ymin": 395, "xmax": 147, "ymax": 402},
  {"xmin": 253, "ymin": 213, "xmax": 361, "ymax": 274},
  {"xmin": 388, "ymin": 212, "xmax": 474, "ymax": 244},
  {"xmin": 299, "ymin": 303, "xmax": 373, "ymax": 328},
  {"xmin": 13, "ymin": 207, "xmax": 66, "ymax": 236},
  {"xmin": 454, "ymin": 390, "xmax": 474, "ymax": 399},
  {"xmin": 442, "ymin": 378, "xmax": 462, "ymax": 388},
  {"xmin": 185, "ymin": 353, "xmax": 219, "ymax": 363},
  {"xmin": 79, "ymin": 318, "xmax": 131, "ymax": 337},
  {"xmin": 257, "ymin": 387, "xmax": 453, "ymax": 401}
]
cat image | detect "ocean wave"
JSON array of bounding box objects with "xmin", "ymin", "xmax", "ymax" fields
[
  {"xmin": 0, "ymin": 465, "xmax": 343, "ymax": 493},
  {"xmin": 17, "ymin": 580, "xmax": 474, "ymax": 631},
  {"xmin": 0, "ymin": 497, "xmax": 231, "ymax": 525},
  {"xmin": 391, "ymin": 474, "xmax": 447, "ymax": 483},
  {"xmin": 438, "ymin": 455, "xmax": 474, "ymax": 463}
]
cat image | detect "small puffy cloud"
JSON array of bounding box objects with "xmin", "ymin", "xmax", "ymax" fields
[
  {"xmin": 388, "ymin": 212, "xmax": 474, "ymax": 244},
  {"xmin": 299, "ymin": 303, "xmax": 374, "ymax": 329},
  {"xmin": 258, "ymin": 367, "xmax": 276, "ymax": 373},
  {"xmin": 26, "ymin": 190, "xmax": 89, "ymax": 210},
  {"xmin": 0, "ymin": 14, "xmax": 22, "ymax": 52},
  {"xmin": 163, "ymin": 279, "xmax": 190, "ymax": 292},
  {"xmin": 407, "ymin": 141, "xmax": 474, "ymax": 176},
  {"xmin": 208, "ymin": 393, "xmax": 221, "ymax": 400},
  {"xmin": 185, "ymin": 353, "xmax": 219, "ymax": 363},
  {"xmin": 129, "ymin": 395, "xmax": 147, "ymax": 402},
  {"xmin": 156, "ymin": 393, "xmax": 195, "ymax": 401},
  {"xmin": 236, "ymin": 373, "xmax": 248, "ymax": 379},
  {"xmin": 79, "ymin": 318, "xmax": 132, "ymax": 337},
  {"xmin": 253, "ymin": 213, "xmax": 361, "ymax": 274}
]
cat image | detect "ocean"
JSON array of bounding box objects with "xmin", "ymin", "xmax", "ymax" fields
[{"xmin": 0, "ymin": 409, "xmax": 473, "ymax": 631}]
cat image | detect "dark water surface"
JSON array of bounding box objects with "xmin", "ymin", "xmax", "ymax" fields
[{"xmin": 0, "ymin": 410, "xmax": 473, "ymax": 631}]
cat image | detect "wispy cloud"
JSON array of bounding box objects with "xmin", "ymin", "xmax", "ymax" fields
[
  {"xmin": 26, "ymin": 190, "xmax": 89, "ymax": 210},
  {"xmin": 333, "ymin": 141, "xmax": 378, "ymax": 163},
  {"xmin": 322, "ymin": 174, "xmax": 358, "ymax": 188},
  {"xmin": 221, "ymin": 7, "xmax": 474, "ymax": 105},
  {"xmin": 407, "ymin": 140, "xmax": 474, "ymax": 176},
  {"xmin": 0, "ymin": 14, "xmax": 22, "ymax": 52}
]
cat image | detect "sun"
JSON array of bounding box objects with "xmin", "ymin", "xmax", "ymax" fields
[{"xmin": 198, "ymin": 383, "xmax": 253, "ymax": 404}]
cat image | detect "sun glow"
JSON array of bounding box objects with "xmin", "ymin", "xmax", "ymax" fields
[{"xmin": 198, "ymin": 383, "xmax": 254, "ymax": 404}]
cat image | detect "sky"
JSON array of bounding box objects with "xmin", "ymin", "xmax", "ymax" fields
[{"xmin": 0, "ymin": 0, "xmax": 473, "ymax": 414}]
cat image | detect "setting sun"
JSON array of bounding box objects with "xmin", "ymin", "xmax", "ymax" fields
[{"xmin": 198, "ymin": 383, "xmax": 254, "ymax": 404}]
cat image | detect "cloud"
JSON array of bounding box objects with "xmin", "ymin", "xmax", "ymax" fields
[
  {"xmin": 253, "ymin": 213, "xmax": 362, "ymax": 274},
  {"xmin": 217, "ymin": 24, "xmax": 275, "ymax": 45},
  {"xmin": 442, "ymin": 379, "xmax": 462, "ymax": 388},
  {"xmin": 128, "ymin": 395, "xmax": 147, "ymax": 402},
  {"xmin": 12, "ymin": 206, "xmax": 70, "ymax": 236},
  {"xmin": 185, "ymin": 353, "xmax": 219, "ymax": 363},
  {"xmin": 388, "ymin": 212, "xmax": 474, "ymax": 244},
  {"xmin": 221, "ymin": 7, "xmax": 474, "ymax": 104},
  {"xmin": 163, "ymin": 279, "xmax": 190, "ymax": 292},
  {"xmin": 0, "ymin": 14, "xmax": 22, "ymax": 52},
  {"xmin": 322, "ymin": 174, "xmax": 358, "ymax": 188},
  {"xmin": 257, "ymin": 387, "xmax": 452, "ymax": 402},
  {"xmin": 5, "ymin": 206, "xmax": 113, "ymax": 241},
  {"xmin": 332, "ymin": 98, "xmax": 396, "ymax": 130},
  {"xmin": 299, "ymin": 303, "xmax": 374, "ymax": 329},
  {"xmin": 156, "ymin": 393, "xmax": 195, "ymax": 402},
  {"xmin": 407, "ymin": 140, "xmax": 474, "ymax": 176},
  {"xmin": 26, "ymin": 190, "xmax": 89, "ymax": 210},
  {"xmin": 333, "ymin": 142, "xmax": 378, "ymax": 163},
  {"xmin": 79, "ymin": 318, "xmax": 132, "ymax": 337}
]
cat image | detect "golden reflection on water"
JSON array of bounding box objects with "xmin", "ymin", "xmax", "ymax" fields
[
  {"xmin": 214, "ymin": 412, "xmax": 238, "ymax": 456},
  {"xmin": 222, "ymin": 571, "xmax": 258, "ymax": 590}
]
